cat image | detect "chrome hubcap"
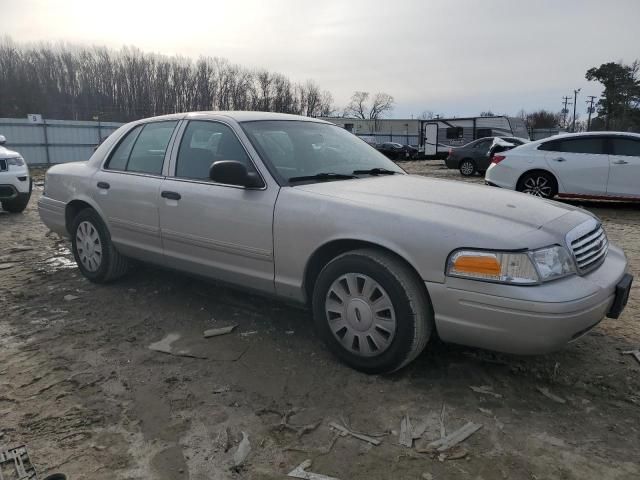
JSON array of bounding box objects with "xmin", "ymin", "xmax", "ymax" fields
[
  {"xmin": 522, "ymin": 176, "xmax": 553, "ymax": 197},
  {"xmin": 76, "ymin": 221, "xmax": 102, "ymax": 272},
  {"xmin": 325, "ymin": 273, "xmax": 397, "ymax": 357},
  {"xmin": 460, "ymin": 162, "xmax": 474, "ymax": 175}
]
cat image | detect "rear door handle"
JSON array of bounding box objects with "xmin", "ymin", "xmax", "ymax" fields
[
  {"xmin": 97, "ymin": 181, "xmax": 110, "ymax": 189},
  {"xmin": 161, "ymin": 191, "xmax": 181, "ymax": 201},
  {"xmin": 612, "ymin": 159, "xmax": 629, "ymax": 165},
  {"xmin": 553, "ymin": 157, "xmax": 566, "ymax": 162}
]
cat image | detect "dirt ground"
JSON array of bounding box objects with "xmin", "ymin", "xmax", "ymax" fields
[{"xmin": 1, "ymin": 162, "xmax": 639, "ymax": 480}]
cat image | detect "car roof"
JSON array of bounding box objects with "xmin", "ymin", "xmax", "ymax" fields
[
  {"xmin": 134, "ymin": 111, "xmax": 332, "ymax": 124},
  {"xmin": 540, "ymin": 131, "xmax": 640, "ymax": 141},
  {"xmin": 525, "ymin": 130, "xmax": 640, "ymax": 147}
]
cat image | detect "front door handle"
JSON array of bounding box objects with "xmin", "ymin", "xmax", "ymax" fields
[
  {"xmin": 97, "ymin": 181, "xmax": 110, "ymax": 189},
  {"xmin": 161, "ymin": 191, "xmax": 181, "ymax": 201},
  {"xmin": 612, "ymin": 159, "xmax": 629, "ymax": 165},
  {"xmin": 553, "ymin": 157, "xmax": 566, "ymax": 162}
]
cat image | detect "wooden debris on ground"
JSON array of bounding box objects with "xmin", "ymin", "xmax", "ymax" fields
[
  {"xmin": 328, "ymin": 421, "xmax": 381, "ymax": 446},
  {"xmin": 622, "ymin": 350, "xmax": 640, "ymax": 366},
  {"xmin": 288, "ymin": 459, "xmax": 340, "ymax": 480},
  {"xmin": 203, "ymin": 325, "xmax": 237, "ymax": 338},
  {"xmin": 438, "ymin": 446, "xmax": 469, "ymax": 461},
  {"xmin": 536, "ymin": 386, "xmax": 566, "ymax": 404},
  {"xmin": 232, "ymin": 431, "xmax": 251, "ymax": 469},
  {"xmin": 257, "ymin": 408, "xmax": 321, "ymax": 438},
  {"xmin": 420, "ymin": 422, "xmax": 483, "ymax": 453},
  {"xmin": 439, "ymin": 403, "xmax": 446, "ymax": 439},
  {"xmin": 148, "ymin": 333, "xmax": 208, "ymax": 359},
  {"xmin": 469, "ymin": 385, "xmax": 502, "ymax": 398},
  {"xmin": 399, "ymin": 414, "xmax": 414, "ymax": 447}
]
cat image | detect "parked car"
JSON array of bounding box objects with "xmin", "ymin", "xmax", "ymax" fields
[
  {"xmin": 376, "ymin": 142, "xmax": 418, "ymax": 160},
  {"xmin": 485, "ymin": 132, "xmax": 640, "ymax": 200},
  {"xmin": 38, "ymin": 113, "xmax": 632, "ymax": 373},
  {"xmin": 0, "ymin": 135, "xmax": 32, "ymax": 213},
  {"xmin": 445, "ymin": 137, "xmax": 528, "ymax": 176}
]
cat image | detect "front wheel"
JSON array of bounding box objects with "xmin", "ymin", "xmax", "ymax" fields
[
  {"xmin": 517, "ymin": 171, "xmax": 557, "ymax": 199},
  {"xmin": 312, "ymin": 249, "xmax": 433, "ymax": 374},
  {"xmin": 71, "ymin": 208, "xmax": 130, "ymax": 283},
  {"xmin": 1, "ymin": 192, "xmax": 31, "ymax": 213},
  {"xmin": 459, "ymin": 159, "xmax": 476, "ymax": 176}
]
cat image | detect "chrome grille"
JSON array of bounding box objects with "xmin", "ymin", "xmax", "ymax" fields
[
  {"xmin": 0, "ymin": 159, "xmax": 6, "ymax": 171},
  {"xmin": 568, "ymin": 223, "xmax": 608, "ymax": 273}
]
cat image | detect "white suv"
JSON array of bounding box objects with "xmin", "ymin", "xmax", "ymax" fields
[
  {"xmin": 0, "ymin": 135, "xmax": 32, "ymax": 213},
  {"xmin": 485, "ymin": 131, "xmax": 640, "ymax": 200}
]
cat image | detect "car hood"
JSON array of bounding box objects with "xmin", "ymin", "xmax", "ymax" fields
[
  {"xmin": 0, "ymin": 146, "xmax": 20, "ymax": 159},
  {"xmin": 294, "ymin": 174, "xmax": 589, "ymax": 245}
]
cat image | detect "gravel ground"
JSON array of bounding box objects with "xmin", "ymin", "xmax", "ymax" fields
[{"xmin": 0, "ymin": 162, "xmax": 638, "ymax": 480}]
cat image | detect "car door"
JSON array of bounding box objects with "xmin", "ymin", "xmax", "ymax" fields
[
  {"xmin": 471, "ymin": 139, "xmax": 493, "ymax": 169},
  {"xmin": 606, "ymin": 136, "xmax": 640, "ymax": 198},
  {"xmin": 541, "ymin": 136, "xmax": 609, "ymax": 195},
  {"xmin": 92, "ymin": 120, "xmax": 179, "ymax": 263},
  {"xmin": 158, "ymin": 119, "xmax": 278, "ymax": 294}
]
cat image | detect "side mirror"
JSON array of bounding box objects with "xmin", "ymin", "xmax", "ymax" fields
[
  {"xmin": 209, "ymin": 160, "xmax": 264, "ymax": 188},
  {"xmin": 0, "ymin": 135, "xmax": 6, "ymax": 145}
]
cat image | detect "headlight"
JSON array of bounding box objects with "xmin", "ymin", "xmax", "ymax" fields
[
  {"xmin": 529, "ymin": 245, "xmax": 575, "ymax": 282},
  {"xmin": 447, "ymin": 246, "xmax": 575, "ymax": 285},
  {"xmin": 7, "ymin": 156, "xmax": 25, "ymax": 166}
]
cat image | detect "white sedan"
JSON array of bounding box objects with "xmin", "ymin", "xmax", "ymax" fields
[{"xmin": 485, "ymin": 131, "xmax": 640, "ymax": 200}]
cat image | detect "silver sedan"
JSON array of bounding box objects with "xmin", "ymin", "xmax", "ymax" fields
[{"xmin": 38, "ymin": 112, "xmax": 633, "ymax": 373}]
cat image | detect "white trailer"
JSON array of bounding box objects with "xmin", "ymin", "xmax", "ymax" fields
[{"xmin": 420, "ymin": 116, "xmax": 529, "ymax": 157}]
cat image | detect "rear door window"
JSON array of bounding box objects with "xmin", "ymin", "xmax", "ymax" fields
[
  {"xmin": 611, "ymin": 137, "xmax": 640, "ymax": 156},
  {"xmin": 126, "ymin": 121, "xmax": 178, "ymax": 175},
  {"xmin": 105, "ymin": 125, "xmax": 143, "ymax": 170}
]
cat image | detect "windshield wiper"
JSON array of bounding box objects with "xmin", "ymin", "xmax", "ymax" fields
[
  {"xmin": 352, "ymin": 168, "xmax": 398, "ymax": 176},
  {"xmin": 289, "ymin": 172, "xmax": 357, "ymax": 183}
]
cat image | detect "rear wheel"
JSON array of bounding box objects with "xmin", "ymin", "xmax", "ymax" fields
[
  {"xmin": 71, "ymin": 208, "xmax": 130, "ymax": 283},
  {"xmin": 459, "ymin": 159, "xmax": 476, "ymax": 176},
  {"xmin": 312, "ymin": 249, "xmax": 433, "ymax": 374},
  {"xmin": 517, "ymin": 171, "xmax": 557, "ymax": 199}
]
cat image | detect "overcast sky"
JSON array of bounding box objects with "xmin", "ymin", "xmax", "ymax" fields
[{"xmin": 3, "ymin": 0, "xmax": 639, "ymax": 118}]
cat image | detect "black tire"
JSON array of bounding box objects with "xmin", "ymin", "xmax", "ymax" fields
[
  {"xmin": 71, "ymin": 208, "xmax": 130, "ymax": 283},
  {"xmin": 1, "ymin": 180, "xmax": 32, "ymax": 213},
  {"xmin": 312, "ymin": 248, "xmax": 433, "ymax": 374},
  {"xmin": 459, "ymin": 159, "xmax": 476, "ymax": 176},
  {"xmin": 517, "ymin": 170, "xmax": 558, "ymax": 199}
]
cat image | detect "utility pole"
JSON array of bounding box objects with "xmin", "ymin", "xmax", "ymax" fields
[
  {"xmin": 586, "ymin": 96, "xmax": 597, "ymax": 131},
  {"xmin": 561, "ymin": 96, "xmax": 572, "ymax": 130},
  {"xmin": 572, "ymin": 88, "xmax": 581, "ymax": 132}
]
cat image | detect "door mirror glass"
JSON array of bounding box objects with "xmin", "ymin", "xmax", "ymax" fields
[
  {"xmin": 209, "ymin": 160, "xmax": 263, "ymax": 188},
  {"xmin": 0, "ymin": 135, "xmax": 6, "ymax": 145}
]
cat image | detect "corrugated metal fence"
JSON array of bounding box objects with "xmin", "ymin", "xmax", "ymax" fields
[
  {"xmin": 0, "ymin": 118, "xmax": 123, "ymax": 165},
  {"xmin": 354, "ymin": 133, "xmax": 420, "ymax": 146}
]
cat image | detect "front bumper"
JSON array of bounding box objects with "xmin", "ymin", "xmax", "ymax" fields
[
  {"xmin": 0, "ymin": 168, "xmax": 31, "ymax": 198},
  {"xmin": 426, "ymin": 245, "xmax": 631, "ymax": 355}
]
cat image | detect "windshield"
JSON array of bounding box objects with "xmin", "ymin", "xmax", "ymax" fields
[{"xmin": 241, "ymin": 120, "xmax": 405, "ymax": 184}]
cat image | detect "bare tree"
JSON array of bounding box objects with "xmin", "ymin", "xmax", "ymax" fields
[
  {"xmin": 0, "ymin": 38, "xmax": 338, "ymax": 122},
  {"xmin": 344, "ymin": 91, "xmax": 369, "ymax": 119},
  {"xmin": 369, "ymin": 92, "xmax": 394, "ymax": 120}
]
